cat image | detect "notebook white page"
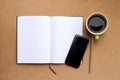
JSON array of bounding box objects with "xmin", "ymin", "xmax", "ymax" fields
[
  {"xmin": 17, "ymin": 16, "xmax": 51, "ymax": 63},
  {"xmin": 17, "ymin": 16, "xmax": 83, "ymax": 64},
  {"xmin": 51, "ymin": 16, "xmax": 83, "ymax": 63}
]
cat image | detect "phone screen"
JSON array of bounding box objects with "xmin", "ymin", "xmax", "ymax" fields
[{"xmin": 65, "ymin": 35, "xmax": 89, "ymax": 68}]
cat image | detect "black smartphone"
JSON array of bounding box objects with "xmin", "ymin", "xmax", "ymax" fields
[{"xmin": 65, "ymin": 34, "xmax": 89, "ymax": 68}]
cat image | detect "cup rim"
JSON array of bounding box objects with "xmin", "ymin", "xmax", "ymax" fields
[{"xmin": 86, "ymin": 12, "xmax": 109, "ymax": 35}]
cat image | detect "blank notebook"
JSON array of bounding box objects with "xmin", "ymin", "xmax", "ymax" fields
[{"xmin": 17, "ymin": 16, "xmax": 83, "ymax": 64}]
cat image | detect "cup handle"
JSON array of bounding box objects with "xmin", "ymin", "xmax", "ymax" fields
[{"xmin": 94, "ymin": 35, "xmax": 100, "ymax": 40}]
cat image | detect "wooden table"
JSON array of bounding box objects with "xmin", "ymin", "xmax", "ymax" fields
[{"xmin": 0, "ymin": 0, "xmax": 120, "ymax": 80}]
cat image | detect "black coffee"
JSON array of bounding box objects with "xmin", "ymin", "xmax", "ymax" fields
[{"xmin": 88, "ymin": 15, "xmax": 106, "ymax": 33}]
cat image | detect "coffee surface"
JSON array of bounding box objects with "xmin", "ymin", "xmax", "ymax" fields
[{"xmin": 88, "ymin": 16, "xmax": 106, "ymax": 33}]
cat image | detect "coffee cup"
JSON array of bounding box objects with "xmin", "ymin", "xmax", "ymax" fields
[{"xmin": 86, "ymin": 12, "xmax": 109, "ymax": 40}]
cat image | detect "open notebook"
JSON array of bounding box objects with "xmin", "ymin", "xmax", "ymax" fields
[{"xmin": 17, "ymin": 16, "xmax": 83, "ymax": 64}]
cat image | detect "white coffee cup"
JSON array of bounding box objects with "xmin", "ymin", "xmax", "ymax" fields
[{"xmin": 86, "ymin": 12, "xmax": 109, "ymax": 40}]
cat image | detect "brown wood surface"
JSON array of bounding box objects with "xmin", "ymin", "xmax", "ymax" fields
[{"xmin": 0, "ymin": 0, "xmax": 120, "ymax": 80}]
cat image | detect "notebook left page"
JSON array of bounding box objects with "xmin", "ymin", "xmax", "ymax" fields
[{"xmin": 17, "ymin": 16, "xmax": 51, "ymax": 63}]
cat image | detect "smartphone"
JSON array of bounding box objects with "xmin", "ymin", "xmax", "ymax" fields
[{"xmin": 65, "ymin": 34, "xmax": 89, "ymax": 68}]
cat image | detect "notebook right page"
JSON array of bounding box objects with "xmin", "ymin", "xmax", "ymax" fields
[{"xmin": 51, "ymin": 16, "xmax": 83, "ymax": 63}]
